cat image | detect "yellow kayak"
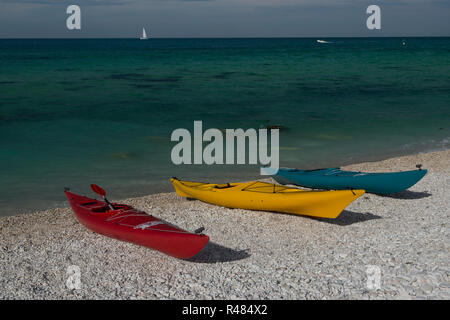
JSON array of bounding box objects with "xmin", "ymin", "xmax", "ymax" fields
[{"xmin": 171, "ymin": 178, "xmax": 365, "ymax": 219}]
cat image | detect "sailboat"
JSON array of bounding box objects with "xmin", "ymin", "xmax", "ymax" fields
[{"xmin": 140, "ymin": 28, "xmax": 148, "ymax": 40}]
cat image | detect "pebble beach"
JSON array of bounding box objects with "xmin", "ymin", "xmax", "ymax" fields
[{"xmin": 0, "ymin": 149, "xmax": 449, "ymax": 299}]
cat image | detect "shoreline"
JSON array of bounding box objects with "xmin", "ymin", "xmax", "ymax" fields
[
  {"xmin": 4, "ymin": 146, "xmax": 449, "ymax": 218},
  {"xmin": 0, "ymin": 149, "xmax": 449, "ymax": 299}
]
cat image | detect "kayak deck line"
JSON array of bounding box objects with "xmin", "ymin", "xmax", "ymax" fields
[
  {"xmin": 240, "ymin": 181, "xmax": 307, "ymax": 193},
  {"xmin": 116, "ymin": 222, "xmax": 196, "ymax": 235},
  {"xmin": 74, "ymin": 195, "xmax": 206, "ymax": 235},
  {"xmin": 73, "ymin": 203, "xmax": 151, "ymax": 223},
  {"xmin": 81, "ymin": 205, "xmax": 198, "ymax": 234},
  {"xmin": 104, "ymin": 210, "xmax": 149, "ymax": 222}
]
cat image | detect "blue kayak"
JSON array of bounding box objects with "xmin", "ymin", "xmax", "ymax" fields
[{"xmin": 272, "ymin": 166, "xmax": 427, "ymax": 194}]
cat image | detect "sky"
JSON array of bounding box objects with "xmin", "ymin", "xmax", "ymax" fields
[{"xmin": 0, "ymin": 0, "xmax": 449, "ymax": 38}]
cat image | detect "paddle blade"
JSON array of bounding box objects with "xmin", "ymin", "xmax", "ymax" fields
[{"xmin": 90, "ymin": 184, "xmax": 106, "ymax": 197}]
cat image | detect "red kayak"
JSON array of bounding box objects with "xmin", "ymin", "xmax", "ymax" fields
[{"xmin": 64, "ymin": 185, "xmax": 209, "ymax": 259}]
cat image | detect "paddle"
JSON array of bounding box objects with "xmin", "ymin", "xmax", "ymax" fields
[{"xmin": 90, "ymin": 184, "xmax": 115, "ymax": 210}]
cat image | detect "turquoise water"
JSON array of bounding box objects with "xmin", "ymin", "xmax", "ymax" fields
[{"xmin": 0, "ymin": 38, "xmax": 449, "ymax": 215}]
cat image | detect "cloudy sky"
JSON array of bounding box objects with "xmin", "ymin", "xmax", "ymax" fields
[{"xmin": 0, "ymin": 0, "xmax": 449, "ymax": 38}]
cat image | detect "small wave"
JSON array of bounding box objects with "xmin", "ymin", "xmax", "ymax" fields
[{"xmin": 400, "ymin": 137, "xmax": 450, "ymax": 154}]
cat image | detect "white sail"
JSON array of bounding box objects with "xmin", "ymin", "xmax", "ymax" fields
[{"xmin": 140, "ymin": 28, "xmax": 148, "ymax": 40}]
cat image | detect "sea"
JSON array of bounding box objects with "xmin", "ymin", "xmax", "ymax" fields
[{"xmin": 0, "ymin": 37, "xmax": 449, "ymax": 216}]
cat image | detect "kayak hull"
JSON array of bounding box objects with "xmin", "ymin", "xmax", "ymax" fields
[
  {"xmin": 65, "ymin": 191, "xmax": 209, "ymax": 259},
  {"xmin": 273, "ymin": 168, "xmax": 427, "ymax": 194},
  {"xmin": 171, "ymin": 178, "xmax": 364, "ymax": 219}
]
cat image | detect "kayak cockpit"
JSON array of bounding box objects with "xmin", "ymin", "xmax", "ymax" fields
[
  {"xmin": 78, "ymin": 200, "xmax": 131, "ymax": 213},
  {"xmin": 214, "ymin": 183, "xmax": 239, "ymax": 189},
  {"xmin": 80, "ymin": 201, "xmax": 98, "ymax": 206},
  {"xmin": 91, "ymin": 205, "xmax": 110, "ymax": 213}
]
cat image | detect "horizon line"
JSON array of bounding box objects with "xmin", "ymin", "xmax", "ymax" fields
[{"xmin": 1, "ymin": 35, "xmax": 449, "ymax": 40}]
